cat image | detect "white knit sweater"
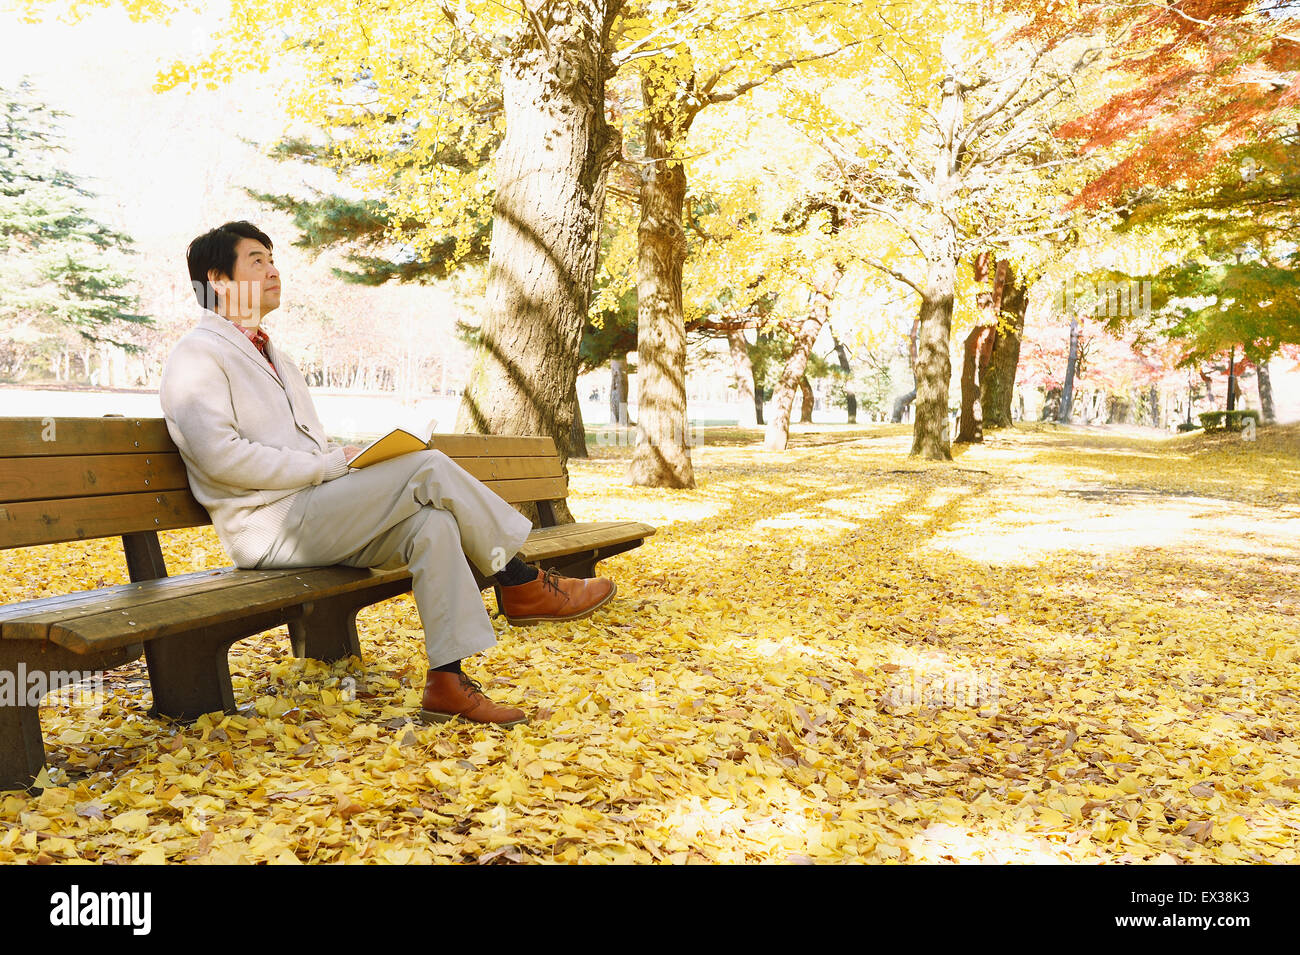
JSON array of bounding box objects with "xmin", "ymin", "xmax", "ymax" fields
[{"xmin": 159, "ymin": 307, "xmax": 350, "ymax": 567}]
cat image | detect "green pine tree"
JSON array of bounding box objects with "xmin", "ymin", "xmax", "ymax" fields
[{"xmin": 0, "ymin": 78, "xmax": 149, "ymax": 378}]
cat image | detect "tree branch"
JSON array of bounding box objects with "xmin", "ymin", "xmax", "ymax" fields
[
  {"xmin": 862, "ymin": 258, "xmax": 924, "ymax": 295},
  {"xmin": 703, "ymin": 40, "xmax": 863, "ymax": 108},
  {"xmin": 610, "ymin": 4, "xmax": 703, "ymax": 70}
]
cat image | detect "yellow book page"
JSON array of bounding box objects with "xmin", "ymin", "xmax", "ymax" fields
[{"xmin": 347, "ymin": 428, "xmax": 429, "ymax": 469}]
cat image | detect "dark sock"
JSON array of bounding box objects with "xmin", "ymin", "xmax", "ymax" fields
[
  {"xmin": 432, "ymin": 659, "xmax": 463, "ymax": 674},
  {"xmin": 495, "ymin": 556, "xmax": 539, "ymax": 587}
]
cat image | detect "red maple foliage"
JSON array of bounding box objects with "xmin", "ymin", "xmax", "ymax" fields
[{"xmin": 1005, "ymin": 0, "xmax": 1300, "ymax": 207}]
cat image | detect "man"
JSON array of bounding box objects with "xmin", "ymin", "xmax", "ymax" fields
[{"xmin": 159, "ymin": 221, "xmax": 615, "ymax": 728}]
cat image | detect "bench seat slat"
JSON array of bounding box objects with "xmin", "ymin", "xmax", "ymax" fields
[
  {"xmin": 0, "ymin": 452, "xmax": 191, "ymax": 505},
  {"xmin": 44, "ymin": 566, "xmax": 413, "ymax": 653},
  {"xmin": 3, "ymin": 522, "xmax": 654, "ymax": 651},
  {"xmin": 517, "ymin": 521, "xmax": 656, "ymax": 563},
  {"xmin": 0, "ymin": 567, "xmax": 315, "ymax": 637}
]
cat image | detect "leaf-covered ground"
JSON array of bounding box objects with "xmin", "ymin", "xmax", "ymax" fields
[{"xmin": 2, "ymin": 422, "xmax": 1298, "ymax": 863}]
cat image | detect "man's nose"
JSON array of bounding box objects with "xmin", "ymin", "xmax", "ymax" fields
[{"xmin": 267, "ymin": 263, "xmax": 280, "ymax": 279}]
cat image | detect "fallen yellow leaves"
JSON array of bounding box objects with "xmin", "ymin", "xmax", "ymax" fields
[{"xmin": 0, "ymin": 422, "xmax": 1297, "ymax": 863}]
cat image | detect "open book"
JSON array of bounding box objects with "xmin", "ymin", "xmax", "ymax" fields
[{"xmin": 347, "ymin": 428, "xmax": 429, "ymax": 469}]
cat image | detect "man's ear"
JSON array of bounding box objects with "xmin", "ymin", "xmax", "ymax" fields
[{"xmin": 207, "ymin": 268, "xmax": 228, "ymax": 302}]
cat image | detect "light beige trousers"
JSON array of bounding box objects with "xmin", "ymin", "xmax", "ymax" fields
[{"xmin": 252, "ymin": 449, "xmax": 534, "ymax": 668}]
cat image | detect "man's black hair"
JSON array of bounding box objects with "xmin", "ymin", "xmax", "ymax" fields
[{"xmin": 186, "ymin": 221, "xmax": 274, "ymax": 310}]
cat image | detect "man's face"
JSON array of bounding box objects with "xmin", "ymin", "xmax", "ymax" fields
[{"xmin": 209, "ymin": 236, "xmax": 281, "ymax": 324}]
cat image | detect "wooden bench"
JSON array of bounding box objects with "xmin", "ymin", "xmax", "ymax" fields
[{"xmin": 0, "ymin": 416, "xmax": 654, "ymax": 789}]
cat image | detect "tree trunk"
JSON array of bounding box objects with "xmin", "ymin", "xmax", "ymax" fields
[
  {"xmin": 765, "ymin": 263, "xmax": 841, "ymax": 450},
  {"xmin": 892, "ymin": 389, "xmax": 916, "ymax": 423},
  {"xmin": 910, "ymin": 70, "xmax": 961, "ymax": 461},
  {"xmin": 456, "ymin": 1, "xmax": 622, "ymax": 518},
  {"xmin": 569, "ymin": 383, "xmax": 588, "ymax": 458},
  {"xmin": 1058, "ymin": 317, "xmax": 1080, "ymax": 423},
  {"xmin": 981, "ymin": 267, "xmax": 1028, "ymax": 429},
  {"xmin": 727, "ymin": 328, "xmax": 759, "ymax": 427},
  {"xmin": 956, "ymin": 323, "xmax": 995, "ymax": 443},
  {"xmin": 629, "ymin": 67, "xmax": 695, "ymax": 489},
  {"xmin": 831, "ymin": 333, "xmax": 857, "ymax": 424},
  {"xmin": 609, "ymin": 356, "xmax": 630, "ymax": 427},
  {"xmin": 799, "ymin": 376, "xmax": 814, "ymax": 423},
  {"xmin": 1226, "ymin": 345, "xmax": 1238, "ymax": 412},
  {"xmin": 911, "ymin": 271, "xmax": 956, "ymax": 459},
  {"xmin": 1253, "ymin": 350, "xmax": 1276, "ymax": 423}
]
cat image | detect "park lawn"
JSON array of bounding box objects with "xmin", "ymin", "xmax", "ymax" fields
[{"xmin": 1, "ymin": 422, "xmax": 1298, "ymax": 863}]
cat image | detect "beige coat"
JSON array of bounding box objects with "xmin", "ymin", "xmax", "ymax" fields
[{"xmin": 159, "ymin": 308, "xmax": 350, "ymax": 567}]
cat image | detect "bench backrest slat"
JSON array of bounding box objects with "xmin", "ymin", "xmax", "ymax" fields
[
  {"xmin": 451, "ymin": 455, "xmax": 563, "ymax": 483},
  {"xmin": 428, "ymin": 434, "xmax": 556, "ymax": 458},
  {"xmin": 0, "ymin": 417, "xmax": 174, "ymax": 456},
  {"xmin": 484, "ymin": 476, "xmax": 569, "ymax": 505},
  {"xmin": 1, "ymin": 419, "xmax": 566, "ymax": 551},
  {"xmin": 0, "ymin": 453, "xmax": 191, "ymax": 504},
  {"xmin": 1, "ymin": 491, "xmax": 211, "ymax": 550}
]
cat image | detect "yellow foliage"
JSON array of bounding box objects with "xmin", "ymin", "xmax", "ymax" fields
[{"xmin": 1, "ymin": 423, "xmax": 1297, "ymax": 863}]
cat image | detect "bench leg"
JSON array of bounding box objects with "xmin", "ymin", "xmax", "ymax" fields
[
  {"xmin": 0, "ymin": 703, "xmax": 45, "ymax": 791},
  {"xmin": 287, "ymin": 579, "xmax": 412, "ymax": 663},
  {"xmin": 0, "ymin": 641, "xmax": 143, "ymax": 790},
  {"xmin": 288, "ymin": 600, "xmax": 361, "ymax": 662},
  {"xmin": 145, "ymin": 631, "xmax": 244, "ymax": 721},
  {"xmin": 145, "ymin": 607, "xmax": 304, "ymax": 722}
]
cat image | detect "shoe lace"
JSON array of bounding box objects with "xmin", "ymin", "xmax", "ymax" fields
[
  {"xmin": 457, "ymin": 673, "xmax": 486, "ymax": 699},
  {"xmin": 539, "ymin": 567, "xmax": 569, "ymax": 601}
]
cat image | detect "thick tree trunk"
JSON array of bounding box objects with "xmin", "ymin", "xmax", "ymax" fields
[
  {"xmin": 727, "ymin": 328, "xmax": 759, "ymax": 427},
  {"xmin": 981, "ymin": 267, "xmax": 1028, "ymax": 430},
  {"xmin": 831, "ymin": 333, "xmax": 857, "ymax": 423},
  {"xmin": 910, "ymin": 71, "xmax": 961, "ymax": 461},
  {"xmin": 456, "ymin": 2, "xmax": 621, "ymax": 519},
  {"xmin": 765, "ymin": 264, "xmax": 841, "ymax": 450},
  {"xmin": 1058, "ymin": 317, "xmax": 1080, "ymax": 423},
  {"xmin": 911, "ymin": 279, "xmax": 956, "ymax": 459},
  {"xmin": 630, "ymin": 70, "xmax": 695, "ymax": 489}
]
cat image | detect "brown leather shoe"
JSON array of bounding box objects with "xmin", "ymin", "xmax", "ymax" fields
[
  {"xmin": 419, "ymin": 671, "xmax": 528, "ymax": 728},
  {"xmin": 498, "ymin": 567, "xmax": 616, "ymax": 626}
]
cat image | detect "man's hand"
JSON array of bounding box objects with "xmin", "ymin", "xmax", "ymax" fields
[{"xmin": 343, "ymin": 445, "xmax": 363, "ymax": 463}]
